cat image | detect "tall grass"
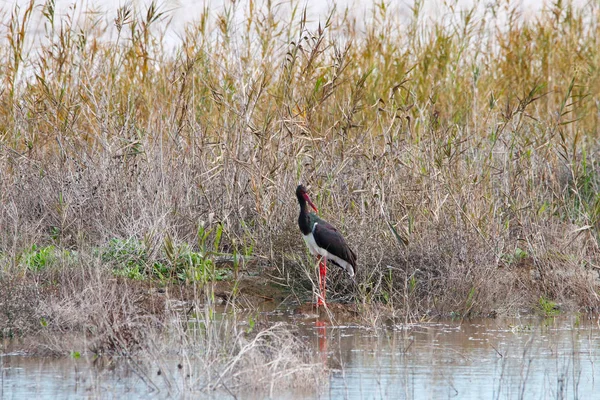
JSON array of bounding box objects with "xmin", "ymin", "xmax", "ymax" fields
[{"xmin": 0, "ymin": 0, "xmax": 599, "ymax": 323}]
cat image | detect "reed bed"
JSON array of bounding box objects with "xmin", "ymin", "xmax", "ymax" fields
[{"xmin": 1, "ymin": 0, "xmax": 599, "ymax": 330}]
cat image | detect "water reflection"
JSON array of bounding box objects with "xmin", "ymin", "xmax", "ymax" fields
[
  {"xmin": 1, "ymin": 315, "xmax": 599, "ymax": 399},
  {"xmin": 0, "ymin": 353, "xmax": 151, "ymax": 399},
  {"xmin": 309, "ymin": 316, "xmax": 599, "ymax": 399}
]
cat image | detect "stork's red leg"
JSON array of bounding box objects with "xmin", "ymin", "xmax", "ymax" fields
[
  {"xmin": 318, "ymin": 256, "xmax": 327, "ymax": 306},
  {"xmin": 315, "ymin": 256, "xmax": 321, "ymax": 306},
  {"xmin": 316, "ymin": 256, "xmax": 323, "ymax": 306},
  {"xmin": 321, "ymin": 257, "xmax": 327, "ymax": 303}
]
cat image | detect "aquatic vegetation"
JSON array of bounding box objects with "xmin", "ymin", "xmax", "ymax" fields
[{"xmin": 538, "ymin": 295, "xmax": 561, "ymax": 317}]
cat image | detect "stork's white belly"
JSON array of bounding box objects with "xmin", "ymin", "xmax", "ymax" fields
[{"xmin": 302, "ymin": 233, "xmax": 326, "ymax": 256}]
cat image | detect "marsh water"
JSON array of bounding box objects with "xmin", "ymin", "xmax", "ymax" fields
[{"xmin": 2, "ymin": 313, "xmax": 599, "ymax": 399}]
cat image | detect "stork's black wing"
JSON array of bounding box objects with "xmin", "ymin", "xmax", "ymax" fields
[{"xmin": 313, "ymin": 221, "xmax": 357, "ymax": 270}]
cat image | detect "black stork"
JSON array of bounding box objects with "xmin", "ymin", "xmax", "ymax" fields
[{"xmin": 296, "ymin": 185, "xmax": 357, "ymax": 306}]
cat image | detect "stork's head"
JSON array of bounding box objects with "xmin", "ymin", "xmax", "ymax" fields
[{"xmin": 296, "ymin": 185, "xmax": 318, "ymax": 213}]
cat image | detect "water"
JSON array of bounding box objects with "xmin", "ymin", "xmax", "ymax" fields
[
  {"xmin": 2, "ymin": 314, "xmax": 599, "ymax": 399},
  {"xmin": 1, "ymin": 356, "xmax": 148, "ymax": 399},
  {"xmin": 317, "ymin": 317, "xmax": 599, "ymax": 399}
]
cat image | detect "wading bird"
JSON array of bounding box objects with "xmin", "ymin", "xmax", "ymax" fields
[{"xmin": 296, "ymin": 185, "xmax": 357, "ymax": 306}]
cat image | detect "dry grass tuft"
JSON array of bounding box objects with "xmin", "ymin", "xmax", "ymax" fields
[{"xmin": 0, "ymin": 252, "xmax": 323, "ymax": 395}]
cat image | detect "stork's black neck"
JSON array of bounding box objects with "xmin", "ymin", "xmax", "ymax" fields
[{"xmin": 297, "ymin": 193, "xmax": 312, "ymax": 235}]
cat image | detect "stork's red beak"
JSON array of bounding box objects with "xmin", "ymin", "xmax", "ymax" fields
[{"xmin": 303, "ymin": 193, "xmax": 318, "ymax": 213}]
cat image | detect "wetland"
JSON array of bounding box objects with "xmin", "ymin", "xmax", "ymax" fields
[{"xmin": 1, "ymin": 0, "xmax": 600, "ymax": 397}]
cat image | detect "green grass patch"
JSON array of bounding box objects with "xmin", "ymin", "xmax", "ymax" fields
[
  {"xmin": 538, "ymin": 296, "xmax": 561, "ymax": 317},
  {"xmin": 101, "ymin": 226, "xmax": 231, "ymax": 284},
  {"xmin": 21, "ymin": 245, "xmax": 57, "ymax": 271},
  {"xmin": 18, "ymin": 245, "xmax": 75, "ymax": 271}
]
